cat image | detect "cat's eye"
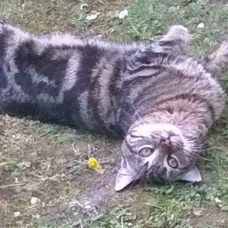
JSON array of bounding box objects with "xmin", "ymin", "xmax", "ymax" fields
[
  {"xmin": 139, "ymin": 147, "xmax": 154, "ymax": 157},
  {"xmin": 167, "ymin": 157, "xmax": 178, "ymax": 168}
]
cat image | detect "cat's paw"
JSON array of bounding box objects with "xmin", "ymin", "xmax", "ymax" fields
[
  {"xmin": 169, "ymin": 25, "xmax": 188, "ymax": 34},
  {"xmin": 219, "ymin": 37, "xmax": 228, "ymax": 54},
  {"xmin": 206, "ymin": 37, "xmax": 228, "ymax": 72},
  {"xmin": 165, "ymin": 25, "xmax": 190, "ymax": 44}
]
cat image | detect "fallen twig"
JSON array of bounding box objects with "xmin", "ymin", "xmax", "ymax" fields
[{"xmin": 0, "ymin": 183, "xmax": 24, "ymax": 189}]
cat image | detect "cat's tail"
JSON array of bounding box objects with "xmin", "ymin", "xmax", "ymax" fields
[{"xmin": 204, "ymin": 38, "xmax": 228, "ymax": 75}]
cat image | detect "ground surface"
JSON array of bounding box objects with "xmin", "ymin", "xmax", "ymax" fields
[{"xmin": 1, "ymin": 0, "xmax": 228, "ymax": 227}]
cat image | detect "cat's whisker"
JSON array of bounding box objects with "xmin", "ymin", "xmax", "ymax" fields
[
  {"xmin": 185, "ymin": 150, "xmax": 204, "ymax": 158},
  {"xmin": 132, "ymin": 104, "xmax": 146, "ymax": 125},
  {"xmin": 129, "ymin": 164, "xmax": 148, "ymax": 190},
  {"xmin": 165, "ymin": 173, "xmax": 175, "ymax": 185},
  {"xmin": 188, "ymin": 153, "xmax": 208, "ymax": 160},
  {"xmin": 121, "ymin": 119, "xmax": 132, "ymax": 129},
  {"xmin": 165, "ymin": 176, "xmax": 172, "ymax": 185},
  {"xmin": 122, "ymin": 109, "xmax": 145, "ymax": 131},
  {"xmin": 122, "ymin": 109, "xmax": 138, "ymax": 123}
]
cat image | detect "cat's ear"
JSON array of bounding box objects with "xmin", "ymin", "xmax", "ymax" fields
[
  {"xmin": 115, "ymin": 158, "xmax": 137, "ymax": 192},
  {"xmin": 179, "ymin": 166, "xmax": 202, "ymax": 182},
  {"xmin": 115, "ymin": 167, "xmax": 136, "ymax": 191}
]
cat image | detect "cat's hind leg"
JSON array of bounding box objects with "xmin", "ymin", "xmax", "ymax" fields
[
  {"xmin": 204, "ymin": 39, "xmax": 228, "ymax": 75},
  {"xmin": 156, "ymin": 25, "xmax": 190, "ymax": 56}
]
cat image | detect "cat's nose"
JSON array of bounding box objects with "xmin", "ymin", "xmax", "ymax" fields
[
  {"xmin": 161, "ymin": 137, "xmax": 172, "ymax": 147},
  {"xmin": 160, "ymin": 131, "xmax": 172, "ymax": 147}
]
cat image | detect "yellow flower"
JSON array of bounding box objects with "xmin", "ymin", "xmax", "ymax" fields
[{"xmin": 87, "ymin": 157, "xmax": 101, "ymax": 170}]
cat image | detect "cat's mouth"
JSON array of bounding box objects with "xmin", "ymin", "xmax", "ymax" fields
[
  {"xmin": 143, "ymin": 164, "xmax": 168, "ymax": 182},
  {"xmin": 135, "ymin": 162, "xmax": 149, "ymax": 180}
]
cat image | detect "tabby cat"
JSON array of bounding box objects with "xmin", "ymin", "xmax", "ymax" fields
[{"xmin": 0, "ymin": 23, "xmax": 226, "ymax": 191}]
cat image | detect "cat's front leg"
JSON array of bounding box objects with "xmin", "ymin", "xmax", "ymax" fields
[
  {"xmin": 126, "ymin": 25, "xmax": 190, "ymax": 70},
  {"xmin": 157, "ymin": 25, "xmax": 190, "ymax": 55}
]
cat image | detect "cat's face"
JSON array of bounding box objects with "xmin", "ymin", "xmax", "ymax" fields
[{"xmin": 115, "ymin": 123, "xmax": 202, "ymax": 191}]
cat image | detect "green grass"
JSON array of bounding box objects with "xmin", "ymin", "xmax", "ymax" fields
[{"xmin": 1, "ymin": 0, "xmax": 228, "ymax": 227}]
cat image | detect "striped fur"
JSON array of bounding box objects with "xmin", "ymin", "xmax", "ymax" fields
[{"xmin": 0, "ymin": 23, "xmax": 226, "ymax": 191}]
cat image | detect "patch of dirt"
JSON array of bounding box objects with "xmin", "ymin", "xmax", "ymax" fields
[
  {"xmin": 191, "ymin": 207, "xmax": 228, "ymax": 228},
  {"xmin": 0, "ymin": 115, "xmax": 122, "ymax": 227},
  {"xmin": 40, "ymin": 166, "xmax": 119, "ymax": 225}
]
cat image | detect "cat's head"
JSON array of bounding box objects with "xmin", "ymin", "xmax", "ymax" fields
[{"xmin": 115, "ymin": 122, "xmax": 202, "ymax": 191}]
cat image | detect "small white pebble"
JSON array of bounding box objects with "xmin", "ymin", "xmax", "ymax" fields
[
  {"xmin": 31, "ymin": 197, "xmax": 39, "ymax": 204},
  {"xmin": 80, "ymin": 3, "xmax": 89, "ymax": 11},
  {"xmin": 118, "ymin": 9, "xmax": 128, "ymax": 19},
  {"xmin": 35, "ymin": 214, "xmax": 41, "ymax": 219},
  {"xmin": 192, "ymin": 208, "xmax": 203, "ymax": 217},
  {"xmin": 85, "ymin": 204, "xmax": 92, "ymax": 209},
  {"xmin": 14, "ymin": 211, "xmax": 21, "ymax": 217},
  {"xmin": 204, "ymin": 37, "xmax": 210, "ymax": 43},
  {"xmin": 85, "ymin": 12, "xmax": 100, "ymax": 21},
  {"xmin": 197, "ymin": 23, "xmax": 204, "ymax": 29}
]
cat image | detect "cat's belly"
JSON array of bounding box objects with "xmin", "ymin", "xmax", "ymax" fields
[{"xmin": 0, "ymin": 84, "xmax": 123, "ymax": 138}]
